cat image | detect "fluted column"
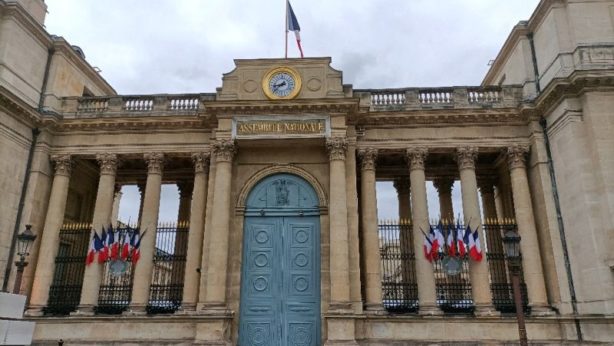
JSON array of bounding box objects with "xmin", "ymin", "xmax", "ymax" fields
[
  {"xmin": 27, "ymin": 155, "xmax": 73, "ymax": 315},
  {"xmin": 433, "ymin": 178, "xmax": 454, "ymax": 221},
  {"xmin": 327, "ymin": 137, "xmax": 351, "ymax": 309},
  {"xmin": 456, "ymin": 147, "xmax": 498, "ymax": 316},
  {"xmin": 394, "ymin": 177, "xmax": 411, "ymax": 221},
  {"xmin": 111, "ymin": 184, "xmax": 122, "ymax": 228},
  {"xmin": 479, "ymin": 180, "xmax": 499, "ymax": 222},
  {"xmin": 173, "ymin": 180, "xmax": 193, "ymax": 286},
  {"xmin": 406, "ymin": 148, "xmax": 441, "ymax": 315},
  {"xmin": 358, "ymin": 148, "xmax": 383, "ymax": 311},
  {"xmin": 182, "ymin": 152, "xmax": 210, "ymax": 311},
  {"xmin": 202, "ymin": 139, "xmax": 236, "ymax": 311},
  {"xmin": 176, "ymin": 180, "xmax": 193, "ymax": 223},
  {"xmin": 137, "ymin": 183, "xmax": 145, "ymax": 226},
  {"xmin": 77, "ymin": 154, "xmax": 120, "ymax": 314},
  {"xmin": 507, "ymin": 145, "xmax": 551, "ymax": 315},
  {"xmin": 129, "ymin": 153, "xmax": 164, "ymax": 313}
]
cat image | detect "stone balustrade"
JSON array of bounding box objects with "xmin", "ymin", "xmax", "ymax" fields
[
  {"xmin": 61, "ymin": 93, "xmax": 216, "ymax": 118},
  {"xmin": 356, "ymin": 85, "xmax": 522, "ymax": 110}
]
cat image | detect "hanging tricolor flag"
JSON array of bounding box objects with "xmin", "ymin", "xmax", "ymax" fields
[
  {"xmin": 131, "ymin": 229, "xmax": 146, "ymax": 265},
  {"xmin": 446, "ymin": 223, "xmax": 457, "ymax": 257},
  {"xmin": 86, "ymin": 231, "xmax": 104, "ymax": 265},
  {"xmin": 121, "ymin": 230, "xmax": 132, "ymax": 261},
  {"xmin": 421, "ymin": 230, "xmax": 433, "ymax": 262},
  {"xmin": 431, "ymin": 223, "xmax": 445, "ymax": 259},
  {"xmin": 469, "ymin": 227, "xmax": 483, "ymax": 262},
  {"xmin": 286, "ymin": 1, "xmax": 304, "ymax": 58},
  {"xmin": 456, "ymin": 222, "xmax": 467, "ymax": 257},
  {"xmin": 107, "ymin": 225, "xmax": 120, "ymax": 260},
  {"xmin": 99, "ymin": 227, "xmax": 108, "ymax": 263}
]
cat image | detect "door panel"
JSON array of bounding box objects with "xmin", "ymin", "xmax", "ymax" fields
[{"xmin": 239, "ymin": 216, "xmax": 320, "ymax": 346}]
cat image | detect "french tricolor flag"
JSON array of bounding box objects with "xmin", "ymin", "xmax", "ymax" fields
[{"xmin": 287, "ymin": 1, "xmax": 304, "ymax": 58}]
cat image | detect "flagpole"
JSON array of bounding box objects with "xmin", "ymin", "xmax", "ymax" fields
[{"xmin": 284, "ymin": 0, "xmax": 288, "ymax": 58}]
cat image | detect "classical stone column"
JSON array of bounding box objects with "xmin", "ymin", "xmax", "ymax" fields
[
  {"xmin": 201, "ymin": 140, "xmax": 236, "ymax": 311},
  {"xmin": 393, "ymin": 177, "xmax": 415, "ymax": 302},
  {"xmin": 129, "ymin": 153, "xmax": 164, "ymax": 313},
  {"xmin": 182, "ymin": 152, "xmax": 210, "ymax": 311},
  {"xmin": 76, "ymin": 154, "xmax": 119, "ymax": 314},
  {"xmin": 358, "ymin": 148, "xmax": 383, "ymax": 311},
  {"xmin": 176, "ymin": 180, "xmax": 193, "ymax": 223},
  {"xmin": 394, "ymin": 177, "xmax": 411, "ymax": 221},
  {"xmin": 406, "ymin": 147, "xmax": 441, "ymax": 315},
  {"xmin": 479, "ymin": 180, "xmax": 498, "ymax": 222},
  {"xmin": 479, "ymin": 179, "xmax": 506, "ymax": 303},
  {"xmin": 507, "ymin": 145, "xmax": 551, "ymax": 315},
  {"xmin": 345, "ymin": 139, "xmax": 362, "ymax": 312},
  {"xmin": 137, "ymin": 183, "xmax": 145, "ymax": 226},
  {"xmin": 456, "ymin": 147, "xmax": 498, "ymax": 316},
  {"xmin": 27, "ymin": 155, "xmax": 73, "ymax": 315},
  {"xmin": 327, "ymin": 137, "xmax": 351, "ymax": 309},
  {"xmin": 433, "ymin": 178, "xmax": 454, "ymax": 221}
]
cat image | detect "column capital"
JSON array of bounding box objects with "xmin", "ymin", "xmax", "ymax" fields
[
  {"xmin": 191, "ymin": 152, "xmax": 211, "ymax": 173},
  {"xmin": 326, "ymin": 137, "xmax": 347, "ymax": 161},
  {"xmin": 456, "ymin": 147, "xmax": 478, "ymax": 170},
  {"xmin": 144, "ymin": 153, "xmax": 164, "ymax": 174},
  {"xmin": 405, "ymin": 147, "xmax": 428, "ymax": 171},
  {"xmin": 50, "ymin": 154, "xmax": 73, "ymax": 177},
  {"xmin": 213, "ymin": 139, "xmax": 237, "ymax": 162},
  {"xmin": 507, "ymin": 144, "xmax": 529, "ymax": 170},
  {"xmin": 433, "ymin": 178, "xmax": 454, "ymax": 193},
  {"xmin": 393, "ymin": 177, "xmax": 410, "ymax": 195},
  {"xmin": 358, "ymin": 148, "xmax": 378, "ymax": 171},
  {"xmin": 96, "ymin": 153, "xmax": 119, "ymax": 175},
  {"xmin": 177, "ymin": 180, "xmax": 194, "ymax": 199}
]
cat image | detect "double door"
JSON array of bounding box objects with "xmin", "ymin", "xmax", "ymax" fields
[{"xmin": 239, "ymin": 216, "xmax": 320, "ymax": 346}]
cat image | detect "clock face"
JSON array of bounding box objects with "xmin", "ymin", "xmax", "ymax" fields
[
  {"xmin": 269, "ymin": 72, "xmax": 296, "ymax": 97},
  {"xmin": 262, "ymin": 67, "xmax": 302, "ymax": 99}
]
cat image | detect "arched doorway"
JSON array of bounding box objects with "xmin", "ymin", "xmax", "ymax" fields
[{"xmin": 238, "ymin": 173, "xmax": 321, "ymax": 346}]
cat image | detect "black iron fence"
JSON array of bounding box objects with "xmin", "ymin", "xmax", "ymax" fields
[
  {"xmin": 95, "ymin": 225, "xmax": 136, "ymax": 314},
  {"xmin": 484, "ymin": 220, "xmax": 529, "ymax": 313},
  {"xmin": 378, "ymin": 220, "xmax": 528, "ymax": 315},
  {"xmin": 147, "ymin": 221, "xmax": 189, "ymax": 314},
  {"xmin": 378, "ymin": 220, "xmax": 418, "ymax": 313},
  {"xmin": 44, "ymin": 223, "xmax": 90, "ymax": 315}
]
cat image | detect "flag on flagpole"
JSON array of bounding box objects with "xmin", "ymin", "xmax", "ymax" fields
[
  {"xmin": 456, "ymin": 221, "xmax": 467, "ymax": 257},
  {"xmin": 107, "ymin": 225, "xmax": 120, "ymax": 260},
  {"xmin": 286, "ymin": 1, "xmax": 304, "ymax": 58},
  {"xmin": 131, "ymin": 229, "xmax": 146, "ymax": 265},
  {"xmin": 99, "ymin": 227, "xmax": 108, "ymax": 263},
  {"xmin": 121, "ymin": 230, "xmax": 132, "ymax": 261},
  {"xmin": 86, "ymin": 231, "xmax": 104, "ymax": 265},
  {"xmin": 446, "ymin": 223, "xmax": 457, "ymax": 257},
  {"xmin": 470, "ymin": 228, "xmax": 483, "ymax": 261},
  {"xmin": 431, "ymin": 223, "xmax": 445, "ymax": 259},
  {"xmin": 422, "ymin": 230, "xmax": 433, "ymax": 262}
]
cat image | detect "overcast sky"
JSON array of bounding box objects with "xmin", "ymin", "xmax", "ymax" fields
[{"xmin": 44, "ymin": 0, "xmax": 539, "ymax": 223}]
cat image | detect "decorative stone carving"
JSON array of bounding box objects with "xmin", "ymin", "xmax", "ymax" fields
[
  {"xmin": 405, "ymin": 147, "xmax": 428, "ymax": 171},
  {"xmin": 456, "ymin": 147, "xmax": 478, "ymax": 170},
  {"xmin": 177, "ymin": 180, "xmax": 194, "ymax": 199},
  {"xmin": 433, "ymin": 178, "xmax": 454, "ymax": 193},
  {"xmin": 96, "ymin": 153, "xmax": 119, "ymax": 175},
  {"xmin": 358, "ymin": 148, "xmax": 378, "ymax": 171},
  {"xmin": 507, "ymin": 145, "xmax": 529, "ymax": 170},
  {"xmin": 144, "ymin": 153, "xmax": 164, "ymax": 174},
  {"xmin": 50, "ymin": 154, "xmax": 73, "ymax": 177},
  {"xmin": 326, "ymin": 137, "xmax": 347, "ymax": 161},
  {"xmin": 393, "ymin": 177, "xmax": 410, "ymax": 195},
  {"xmin": 191, "ymin": 152, "xmax": 211, "ymax": 173},
  {"xmin": 213, "ymin": 139, "xmax": 237, "ymax": 162}
]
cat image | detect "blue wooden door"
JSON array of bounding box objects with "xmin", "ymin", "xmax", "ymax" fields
[{"xmin": 239, "ymin": 174, "xmax": 320, "ymax": 346}]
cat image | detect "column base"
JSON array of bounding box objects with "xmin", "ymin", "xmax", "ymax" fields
[
  {"xmin": 418, "ymin": 304, "xmax": 443, "ymax": 316},
  {"xmin": 530, "ymin": 304, "xmax": 555, "ymax": 316},
  {"xmin": 24, "ymin": 306, "xmax": 44, "ymax": 317},
  {"xmin": 328, "ymin": 301, "xmax": 354, "ymax": 314},
  {"xmin": 197, "ymin": 302, "xmax": 234, "ymax": 317},
  {"xmin": 123, "ymin": 303, "xmax": 148, "ymax": 316},
  {"xmin": 70, "ymin": 305, "xmax": 95, "ymax": 316},
  {"xmin": 174, "ymin": 303, "xmax": 197, "ymax": 315},
  {"xmin": 194, "ymin": 313, "xmax": 233, "ymax": 345},
  {"xmin": 363, "ymin": 302, "xmax": 387, "ymax": 315},
  {"xmin": 474, "ymin": 304, "xmax": 501, "ymax": 317}
]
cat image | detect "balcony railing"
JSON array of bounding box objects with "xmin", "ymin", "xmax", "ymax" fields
[{"xmin": 356, "ymin": 85, "xmax": 522, "ymax": 110}]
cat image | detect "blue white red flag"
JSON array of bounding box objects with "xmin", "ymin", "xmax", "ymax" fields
[
  {"xmin": 446, "ymin": 223, "xmax": 457, "ymax": 257},
  {"xmin": 422, "ymin": 230, "xmax": 433, "ymax": 262},
  {"xmin": 431, "ymin": 223, "xmax": 445, "ymax": 259},
  {"xmin": 287, "ymin": 1, "xmax": 304, "ymax": 58},
  {"xmin": 121, "ymin": 230, "xmax": 132, "ymax": 261},
  {"xmin": 456, "ymin": 221, "xmax": 467, "ymax": 257},
  {"xmin": 86, "ymin": 231, "xmax": 104, "ymax": 265},
  {"xmin": 469, "ymin": 227, "xmax": 483, "ymax": 262},
  {"xmin": 99, "ymin": 228, "xmax": 108, "ymax": 263}
]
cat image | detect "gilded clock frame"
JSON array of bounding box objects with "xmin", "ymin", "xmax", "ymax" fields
[{"xmin": 262, "ymin": 66, "xmax": 302, "ymax": 100}]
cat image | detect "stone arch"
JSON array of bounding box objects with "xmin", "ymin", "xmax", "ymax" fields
[{"xmin": 236, "ymin": 164, "xmax": 328, "ymax": 214}]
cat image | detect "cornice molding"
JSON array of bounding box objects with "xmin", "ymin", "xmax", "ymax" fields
[
  {"xmin": 204, "ymin": 98, "xmax": 359, "ymax": 116},
  {"xmin": 356, "ymin": 109, "xmax": 526, "ymax": 126},
  {"xmin": 54, "ymin": 117, "xmax": 210, "ymax": 132},
  {"xmin": 0, "ymin": 86, "xmax": 41, "ymax": 127}
]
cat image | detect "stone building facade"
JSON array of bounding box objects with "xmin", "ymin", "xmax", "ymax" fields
[{"xmin": 0, "ymin": 0, "xmax": 613, "ymax": 344}]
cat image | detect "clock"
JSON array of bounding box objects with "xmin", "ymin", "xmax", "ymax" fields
[{"xmin": 262, "ymin": 67, "xmax": 302, "ymax": 100}]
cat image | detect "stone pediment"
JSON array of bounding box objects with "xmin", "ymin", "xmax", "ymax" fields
[{"xmin": 216, "ymin": 57, "xmax": 344, "ymax": 101}]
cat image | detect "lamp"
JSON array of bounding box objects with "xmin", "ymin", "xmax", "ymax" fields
[
  {"xmin": 13, "ymin": 225, "xmax": 36, "ymax": 294},
  {"xmin": 502, "ymin": 227, "xmax": 527, "ymax": 346}
]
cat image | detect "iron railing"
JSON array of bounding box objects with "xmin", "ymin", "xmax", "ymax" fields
[
  {"xmin": 147, "ymin": 221, "xmax": 189, "ymax": 314},
  {"xmin": 484, "ymin": 221, "xmax": 529, "ymax": 313},
  {"xmin": 378, "ymin": 220, "xmax": 418, "ymax": 313},
  {"xmin": 95, "ymin": 225, "xmax": 136, "ymax": 314},
  {"xmin": 44, "ymin": 223, "xmax": 91, "ymax": 315}
]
